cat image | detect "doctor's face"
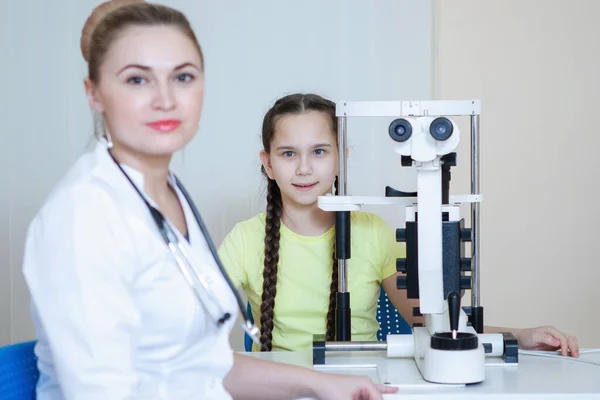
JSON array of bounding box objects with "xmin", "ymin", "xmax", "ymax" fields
[{"xmin": 85, "ymin": 25, "xmax": 204, "ymax": 158}]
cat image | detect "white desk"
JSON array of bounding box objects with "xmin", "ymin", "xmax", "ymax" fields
[{"xmin": 242, "ymin": 349, "xmax": 600, "ymax": 399}]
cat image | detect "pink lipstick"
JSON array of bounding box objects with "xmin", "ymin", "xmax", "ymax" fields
[{"xmin": 147, "ymin": 119, "xmax": 181, "ymax": 133}]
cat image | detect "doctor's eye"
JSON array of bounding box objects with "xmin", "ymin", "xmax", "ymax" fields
[
  {"xmin": 127, "ymin": 76, "xmax": 147, "ymax": 85},
  {"xmin": 176, "ymin": 73, "xmax": 195, "ymax": 83}
]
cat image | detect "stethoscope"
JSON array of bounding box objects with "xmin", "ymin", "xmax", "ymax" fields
[{"xmin": 107, "ymin": 149, "xmax": 261, "ymax": 346}]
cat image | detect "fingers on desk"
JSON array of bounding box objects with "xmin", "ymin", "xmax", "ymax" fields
[{"xmin": 545, "ymin": 327, "xmax": 579, "ymax": 357}]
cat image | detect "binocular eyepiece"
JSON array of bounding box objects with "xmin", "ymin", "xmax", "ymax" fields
[{"xmin": 389, "ymin": 117, "xmax": 454, "ymax": 142}]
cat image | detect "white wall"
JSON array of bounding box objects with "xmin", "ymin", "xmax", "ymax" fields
[
  {"xmin": 0, "ymin": 0, "xmax": 433, "ymax": 348},
  {"xmin": 433, "ymin": 0, "xmax": 600, "ymax": 347}
]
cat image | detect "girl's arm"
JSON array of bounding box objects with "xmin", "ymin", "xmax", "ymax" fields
[
  {"xmin": 485, "ymin": 325, "xmax": 579, "ymax": 357},
  {"xmin": 382, "ymin": 271, "xmax": 421, "ymax": 327}
]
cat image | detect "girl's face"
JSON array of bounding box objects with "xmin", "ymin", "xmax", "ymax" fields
[{"xmin": 261, "ymin": 110, "xmax": 339, "ymax": 208}]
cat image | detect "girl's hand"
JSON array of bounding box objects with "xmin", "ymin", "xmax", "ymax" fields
[{"xmin": 515, "ymin": 326, "xmax": 579, "ymax": 357}]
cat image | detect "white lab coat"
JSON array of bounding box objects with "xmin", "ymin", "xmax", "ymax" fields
[{"xmin": 22, "ymin": 139, "xmax": 238, "ymax": 400}]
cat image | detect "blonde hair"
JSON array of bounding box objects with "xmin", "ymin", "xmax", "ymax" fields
[{"xmin": 80, "ymin": 0, "xmax": 204, "ymax": 84}]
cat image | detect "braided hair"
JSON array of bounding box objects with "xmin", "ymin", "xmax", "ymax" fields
[{"xmin": 259, "ymin": 93, "xmax": 338, "ymax": 351}]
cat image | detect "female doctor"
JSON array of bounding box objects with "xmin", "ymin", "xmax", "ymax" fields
[{"xmin": 21, "ymin": 1, "xmax": 398, "ymax": 399}]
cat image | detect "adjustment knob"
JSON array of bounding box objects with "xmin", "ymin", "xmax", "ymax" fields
[
  {"xmin": 461, "ymin": 258, "xmax": 472, "ymax": 271},
  {"xmin": 461, "ymin": 276, "xmax": 472, "ymax": 290},
  {"xmin": 396, "ymin": 258, "xmax": 407, "ymax": 273},
  {"xmin": 461, "ymin": 228, "xmax": 472, "ymax": 242},
  {"xmin": 397, "ymin": 276, "xmax": 407, "ymax": 290},
  {"xmin": 396, "ymin": 229, "xmax": 406, "ymax": 242}
]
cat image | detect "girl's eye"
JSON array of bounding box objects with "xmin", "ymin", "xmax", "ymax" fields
[
  {"xmin": 127, "ymin": 76, "xmax": 147, "ymax": 85},
  {"xmin": 314, "ymin": 149, "xmax": 325, "ymax": 156},
  {"xmin": 283, "ymin": 151, "xmax": 294, "ymax": 157},
  {"xmin": 176, "ymin": 73, "xmax": 194, "ymax": 83}
]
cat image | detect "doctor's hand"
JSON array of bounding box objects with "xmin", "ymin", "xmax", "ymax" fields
[
  {"xmin": 312, "ymin": 374, "xmax": 398, "ymax": 400},
  {"xmin": 515, "ymin": 325, "xmax": 579, "ymax": 357}
]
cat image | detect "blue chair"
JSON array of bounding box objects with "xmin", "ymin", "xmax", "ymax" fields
[
  {"xmin": 0, "ymin": 340, "xmax": 39, "ymax": 400},
  {"xmin": 376, "ymin": 286, "xmax": 411, "ymax": 340},
  {"xmin": 243, "ymin": 286, "xmax": 411, "ymax": 350},
  {"xmin": 244, "ymin": 303, "xmax": 255, "ymax": 351}
]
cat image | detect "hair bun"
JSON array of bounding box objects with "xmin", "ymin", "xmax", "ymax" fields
[{"xmin": 80, "ymin": 0, "xmax": 145, "ymax": 62}]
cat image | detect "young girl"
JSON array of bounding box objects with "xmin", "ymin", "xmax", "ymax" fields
[{"xmin": 218, "ymin": 93, "xmax": 580, "ymax": 357}]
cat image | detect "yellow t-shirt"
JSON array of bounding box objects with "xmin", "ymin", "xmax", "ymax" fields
[{"xmin": 218, "ymin": 211, "xmax": 405, "ymax": 352}]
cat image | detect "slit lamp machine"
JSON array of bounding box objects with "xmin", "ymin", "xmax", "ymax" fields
[{"xmin": 312, "ymin": 100, "xmax": 518, "ymax": 385}]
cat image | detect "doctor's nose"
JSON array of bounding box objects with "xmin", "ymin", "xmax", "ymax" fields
[{"xmin": 151, "ymin": 83, "xmax": 176, "ymax": 111}]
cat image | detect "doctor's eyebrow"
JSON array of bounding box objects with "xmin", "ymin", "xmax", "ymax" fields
[{"xmin": 116, "ymin": 62, "xmax": 202, "ymax": 75}]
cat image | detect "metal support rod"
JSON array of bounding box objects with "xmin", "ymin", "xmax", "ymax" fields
[
  {"xmin": 324, "ymin": 341, "xmax": 387, "ymax": 352},
  {"xmin": 470, "ymin": 115, "xmax": 480, "ymax": 308},
  {"xmin": 338, "ymin": 260, "xmax": 348, "ymax": 292},
  {"xmin": 335, "ymin": 116, "xmax": 351, "ymax": 341},
  {"xmin": 338, "ymin": 116, "xmax": 347, "ymax": 195},
  {"xmin": 337, "ymin": 116, "xmax": 348, "ymax": 293}
]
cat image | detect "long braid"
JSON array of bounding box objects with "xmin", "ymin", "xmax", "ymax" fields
[
  {"xmin": 259, "ymin": 178, "xmax": 283, "ymax": 351},
  {"xmin": 259, "ymin": 93, "xmax": 338, "ymax": 349},
  {"xmin": 325, "ymin": 176, "xmax": 340, "ymax": 340}
]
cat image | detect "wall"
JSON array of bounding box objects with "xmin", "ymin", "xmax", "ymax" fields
[{"xmin": 433, "ymin": 0, "xmax": 600, "ymax": 347}]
